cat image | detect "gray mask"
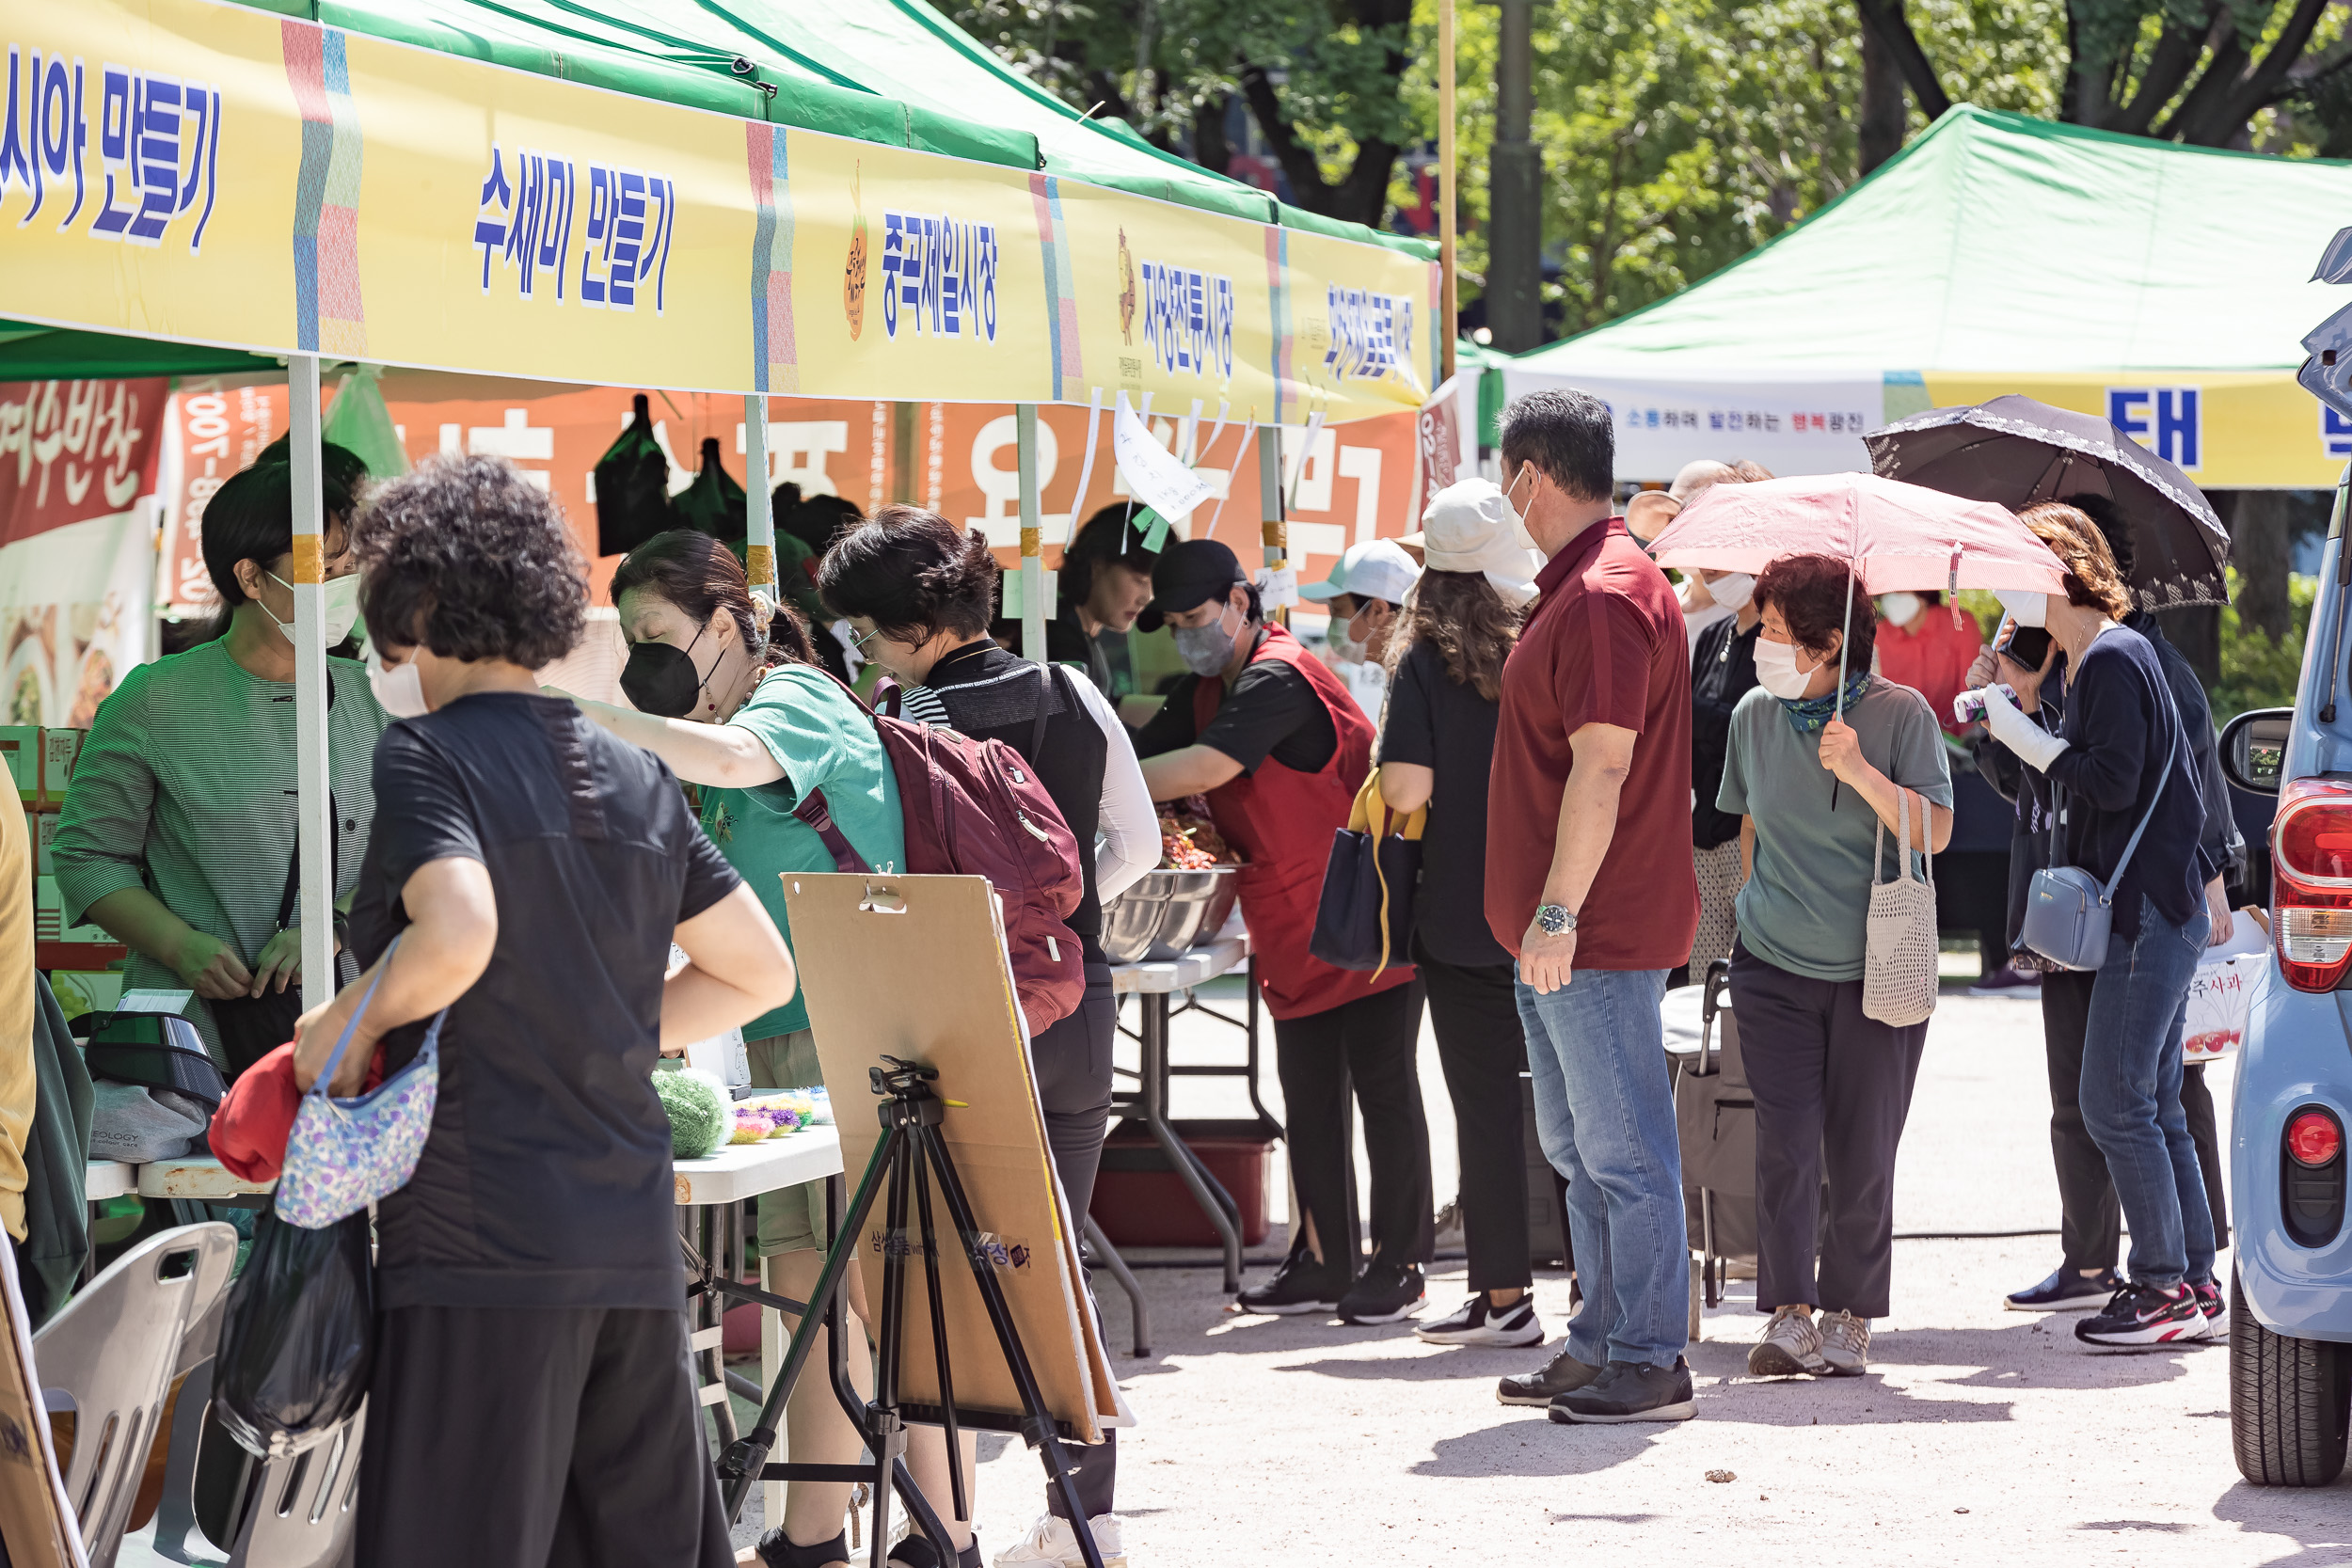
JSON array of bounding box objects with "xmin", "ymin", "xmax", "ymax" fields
[{"xmin": 1171, "ymin": 600, "xmax": 1241, "ymax": 676}]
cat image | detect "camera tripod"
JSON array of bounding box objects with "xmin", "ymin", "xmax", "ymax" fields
[{"xmin": 717, "ymin": 1056, "xmax": 1107, "ymax": 1568}]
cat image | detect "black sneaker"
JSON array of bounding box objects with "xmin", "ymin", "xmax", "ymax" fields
[
  {"xmin": 2074, "ymin": 1282, "xmax": 2209, "ymax": 1347},
  {"xmin": 886, "ymin": 1534, "xmax": 980, "ymax": 1568},
  {"xmin": 1337, "ymin": 1262, "xmax": 1426, "ymax": 1324},
  {"xmin": 757, "ymin": 1531, "xmax": 849, "ymax": 1568},
  {"xmin": 1549, "ymin": 1357, "xmax": 1697, "ymax": 1424},
  {"xmin": 1417, "ymin": 1291, "xmax": 1546, "ymax": 1347},
  {"xmin": 2196, "ymin": 1280, "xmax": 2230, "ymax": 1338},
  {"xmin": 2004, "ymin": 1266, "xmax": 2121, "ymax": 1311},
  {"xmin": 1234, "ymin": 1252, "xmax": 1345, "ymax": 1315},
  {"xmin": 1497, "ymin": 1346, "xmax": 1602, "ymax": 1406}
]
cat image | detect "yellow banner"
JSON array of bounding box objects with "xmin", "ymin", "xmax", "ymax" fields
[
  {"xmin": 1918, "ymin": 372, "xmax": 2344, "ymax": 489},
  {"xmin": 0, "ymin": 0, "xmax": 1434, "ymax": 423}
]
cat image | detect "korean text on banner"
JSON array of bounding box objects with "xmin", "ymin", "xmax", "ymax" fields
[
  {"xmin": 0, "ymin": 0, "xmax": 1436, "ymax": 426},
  {"xmin": 0, "ymin": 380, "xmax": 162, "ymax": 726}
]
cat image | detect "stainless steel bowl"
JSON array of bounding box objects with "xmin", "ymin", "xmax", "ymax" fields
[
  {"xmin": 1099, "ymin": 882, "xmax": 1164, "ymax": 964},
  {"xmin": 1143, "ymin": 867, "xmax": 1235, "ymax": 959}
]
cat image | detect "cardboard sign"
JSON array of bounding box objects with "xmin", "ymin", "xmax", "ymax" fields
[{"xmin": 780, "ymin": 872, "xmax": 1117, "ymax": 1443}]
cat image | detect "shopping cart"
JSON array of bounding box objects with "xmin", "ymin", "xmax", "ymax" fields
[{"xmin": 1668, "ymin": 960, "xmax": 1756, "ymax": 1314}]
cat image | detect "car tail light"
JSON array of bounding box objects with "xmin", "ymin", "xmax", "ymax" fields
[
  {"xmin": 2284, "ymin": 1105, "xmax": 2347, "ymax": 1247},
  {"xmin": 2292, "ymin": 1111, "xmax": 2344, "ymax": 1167},
  {"xmin": 2272, "ymin": 779, "xmax": 2352, "ymax": 990}
]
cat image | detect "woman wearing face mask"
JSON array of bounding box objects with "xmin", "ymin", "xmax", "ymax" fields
[
  {"xmin": 1716, "ymin": 554, "xmax": 1952, "ymax": 1382},
  {"xmin": 818, "ymin": 507, "xmax": 1155, "ymax": 1568},
  {"xmin": 1684, "ymin": 566, "xmax": 1760, "ymax": 979},
  {"xmin": 1873, "ymin": 589, "xmax": 1982, "ymax": 738},
  {"xmin": 1301, "ymin": 538, "xmax": 1422, "ymax": 721},
  {"xmin": 54, "ymin": 452, "xmax": 388, "ymax": 1076},
  {"xmin": 1133, "ymin": 540, "xmax": 1431, "ymax": 1327},
  {"xmin": 1968, "ymin": 502, "xmax": 2218, "ymax": 1350},
  {"xmin": 548, "ymin": 530, "xmax": 910, "ymax": 1568}
]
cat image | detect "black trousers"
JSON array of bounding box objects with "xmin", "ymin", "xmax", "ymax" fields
[
  {"xmin": 2041, "ymin": 970, "xmax": 2230, "ymax": 1270},
  {"xmin": 1273, "ymin": 978, "xmax": 1433, "ymax": 1275},
  {"xmin": 1027, "ymin": 956, "xmax": 1116, "ymax": 1521},
  {"xmin": 1730, "ymin": 945, "xmax": 1928, "ymax": 1320},
  {"xmin": 357, "ymin": 1304, "xmax": 732, "ymax": 1568},
  {"xmin": 1415, "ymin": 936, "xmax": 1533, "ymax": 1292}
]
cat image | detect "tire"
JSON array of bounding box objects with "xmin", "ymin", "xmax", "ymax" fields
[{"xmin": 2230, "ymin": 1271, "xmax": 2352, "ymax": 1486}]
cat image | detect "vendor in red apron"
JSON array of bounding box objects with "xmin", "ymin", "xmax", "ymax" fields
[{"xmin": 1133, "ymin": 540, "xmax": 1431, "ymax": 1325}]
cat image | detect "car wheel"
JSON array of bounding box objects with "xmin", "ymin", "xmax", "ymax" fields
[{"xmin": 2231, "ymin": 1270, "xmax": 2352, "ymax": 1486}]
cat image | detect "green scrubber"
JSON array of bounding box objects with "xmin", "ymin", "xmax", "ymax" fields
[{"xmin": 653, "ymin": 1067, "xmax": 731, "ymax": 1159}]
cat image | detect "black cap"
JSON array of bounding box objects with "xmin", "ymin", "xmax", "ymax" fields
[{"xmin": 1139, "ymin": 539, "xmax": 1246, "ymax": 633}]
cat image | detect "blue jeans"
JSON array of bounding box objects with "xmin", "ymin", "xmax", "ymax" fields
[
  {"xmin": 2079, "ymin": 895, "xmax": 2214, "ymax": 1291},
  {"xmin": 1516, "ymin": 967, "xmax": 1685, "ymax": 1369}
]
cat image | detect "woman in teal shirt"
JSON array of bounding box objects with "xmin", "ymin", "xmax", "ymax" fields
[{"xmin": 558, "ymin": 531, "xmax": 903, "ymax": 1568}]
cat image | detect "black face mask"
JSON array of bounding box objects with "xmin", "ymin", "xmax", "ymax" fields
[{"xmin": 620, "ymin": 626, "xmax": 708, "ymax": 717}]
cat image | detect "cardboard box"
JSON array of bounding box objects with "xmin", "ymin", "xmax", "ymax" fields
[
  {"xmin": 0, "ymin": 732, "xmax": 35, "ymax": 804},
  {"xmin": 32, "ymin": 814, "xmax": 56, "ymax": 878},
  {"xmin": 31, "ymin": 878, "xmax": 106, "ymax": 947},
  {"xmin": 37, "ymin": 731, "xmax": 79, "ymax": 805}
]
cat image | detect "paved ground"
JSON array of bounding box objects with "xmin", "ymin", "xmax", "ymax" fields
[{"xmin": 913, "ymin": 985, "xmax": 2352, "ymax": 1566}]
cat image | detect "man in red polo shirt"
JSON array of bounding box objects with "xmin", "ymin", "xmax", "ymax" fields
[{"xmin": 1484, "ymin": 389, "xmax": 1700, "ymax": 1425}]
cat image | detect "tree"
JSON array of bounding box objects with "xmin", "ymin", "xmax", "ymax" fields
[
  {"xmin": 932, "ymin": 0, "xmax": 1418, "ymax": 227},
  {"xmin": 1866, "ymin": 0, "xmax": 2352, "ymax": 150}
]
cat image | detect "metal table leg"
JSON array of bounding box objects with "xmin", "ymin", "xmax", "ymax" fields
[
  {"xmin": 1141, "ymin": 990, "xmax": 1243, "ymax": 1292},
  {"xmin": 1083, "ymin": 1215, "xmax": 1151, "ymax": 1357}
]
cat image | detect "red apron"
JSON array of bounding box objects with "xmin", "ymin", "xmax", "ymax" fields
[{"xmin": 1194, "ymin": 626, "xmax": 1418, "ymax": 1022}]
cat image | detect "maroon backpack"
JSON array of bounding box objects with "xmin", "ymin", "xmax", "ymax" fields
[{"xmin": 792, "ymin": 673, "xmax": 1088, "ymax": 1036}]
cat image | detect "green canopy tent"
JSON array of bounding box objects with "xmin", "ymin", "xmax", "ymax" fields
[{"xmin": 1499, "ymin": 106, "xmax": 2351, "ymax": 488}]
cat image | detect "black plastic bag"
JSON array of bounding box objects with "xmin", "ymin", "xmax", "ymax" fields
[
  {"xmin": 671, "ymin": 436, "xmax": 746, "ymax": 541},
  {"xmin": 213, "ymin": 1204, "xmax": 374, "ymax": 1458},
  {"xmin": 594, "ymin": 392, "xmax": 673, "ymax": 559}
]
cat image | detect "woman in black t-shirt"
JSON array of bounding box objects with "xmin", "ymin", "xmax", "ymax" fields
[
  {"xmin": 296, "ymin": 456, "xmax": 796, "ymax": 1568},
  {"xmin": 1376, "ymin": 481, "xmax": 1549, "ymax": 1354}
]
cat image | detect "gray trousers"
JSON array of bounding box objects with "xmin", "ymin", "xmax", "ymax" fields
[{"xmin": 1730, "ymin": 943, "xmax": 1929, "ymax": 1320}]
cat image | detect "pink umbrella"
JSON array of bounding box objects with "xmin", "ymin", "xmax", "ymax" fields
[{"xmin": 1646, "ymin": 470, "xmax": 2070, "ymax": 800}]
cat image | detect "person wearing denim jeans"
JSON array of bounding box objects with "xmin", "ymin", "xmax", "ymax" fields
[
  {"xmin": 2078, "ymin": 893, "xmax": 2216, "ymax": 1292},
  {"xmin": 1967, "ymin": 501, "xmax": 2218, "ymax": 1348},
  {"xmin": 1482, "ymin": 390, "xmax": 1700, "ymax": 1424},
  {"xmin": 1516, "ymin": 968, "xmax": 1684, "ymax": 1367}
]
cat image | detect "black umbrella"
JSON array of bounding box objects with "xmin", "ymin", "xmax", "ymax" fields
[{"xmin": 1864, "ymin": 393, "xmax": 2230, "ymax": 610}]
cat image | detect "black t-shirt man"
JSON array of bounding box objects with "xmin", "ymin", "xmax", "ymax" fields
[
  {"xmin": 1132, "ymin": 630, "xmax": 1339, "ymax": 776},
  {"xmin": 351, "ymin": 691, "xmax": 741, "ymax": 1311}
]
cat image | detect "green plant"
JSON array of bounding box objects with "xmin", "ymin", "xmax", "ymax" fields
[{"xmin": 2211, "ymin": 569, "xmax": 2316, "ymax": 722}]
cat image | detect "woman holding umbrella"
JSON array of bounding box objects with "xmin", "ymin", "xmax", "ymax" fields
[{"xmin": 1970, "ymin": 502, "xmax": 2217, "ymax": 1348}]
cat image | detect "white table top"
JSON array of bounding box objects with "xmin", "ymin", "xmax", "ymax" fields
[
  {"xmin": 1110, "ymin": 929, "xmax": 1250, "ymax": 996},
  {"xmin": 85, "ymin": 1162, "xmax": 136, "ymax": 1202},
  {"xmin": 125, "ymin": 1126, "xmax": 846, "ymax": 1207},
  {"xmin": 672, "ymin": 1126, "xmax": 842, "ymax": 1205}
]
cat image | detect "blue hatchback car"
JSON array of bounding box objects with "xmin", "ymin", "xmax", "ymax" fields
[{"xmin": 2221, "ymin": 462, "xmax": 2352, "ymax": 1485}]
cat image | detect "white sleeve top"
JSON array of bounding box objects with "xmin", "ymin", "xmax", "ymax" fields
[{"xmin": 1073, "ymin": 673, "xmax": 1159, "ymax": 906}]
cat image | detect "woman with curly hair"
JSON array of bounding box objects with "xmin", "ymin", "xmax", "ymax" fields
[
  {"xmin": 295, "ymin": 456, "xmax": 795, "ymax": 1566},
  {"xmin": 1372, "ymin": 482, "xmax": 1554, "ymax": 1356},
  {"xmin": 550, "ymin": 528, "xmax": 908, "ymax": 1568}
]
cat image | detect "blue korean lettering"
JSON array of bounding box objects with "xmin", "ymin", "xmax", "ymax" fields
[
  {"xmin": 89, "ymin": 65, "xmax": 132, "ymax": 238},
  {"xmin": 125, "ymin": 71, "xmax": 179, "ymax": 245},
  {"xmin": 876, "ymin": 210, "xmax": 996, "ymax": 343},
  {"xmin": 2107, "ymin": 386, "xmax": 2200, "ymax": 469},
  {"xmin": 2324, "ymin": 406, "xmax": 2352, "ymax": 461},
  {"xmin": 474, "ymin": 145, "xmax": 512, "ymax": 292},
  {"xmin": 39, "ymin": 54, "xmax": 85, "ymax": 230},
  {"xmin": 0, "ymin": 49, "xmax": 30, "ymax": 217}
]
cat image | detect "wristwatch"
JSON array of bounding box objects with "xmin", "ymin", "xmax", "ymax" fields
[{"xmin": 1535, "ymin": 903, "xmax": 1577, "ymax": 935}]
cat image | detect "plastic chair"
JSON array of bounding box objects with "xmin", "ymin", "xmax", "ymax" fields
[
  {"xmin": 33, "ymin": 1222, "xmax": 237, "ymax": 1568},
  {"xmin": 224, "ymin": 1402, "xmax": 365, "ymax": 1568}
]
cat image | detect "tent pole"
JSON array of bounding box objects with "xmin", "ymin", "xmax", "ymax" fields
[
  {"xmin": 1438, "ymin": 0, "xmax": 1457, "ymax": 383},
  {"xmin": 745, "ymin": 396, "xmax": 776, "ymax": 609},
  {"xmin": 1018, "ymin": 404, "xmax": 1046, "ymax": 663},
  {"xmin": 1260, "ymin": 422, "xmax": 1287, "ymax": 627},
  {"xmin": 288, "ymin": 355, "xmax": 336, "ymax": 1011}
]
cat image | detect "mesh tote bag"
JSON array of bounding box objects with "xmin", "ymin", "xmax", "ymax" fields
[{"xmin": 1863, "ymin": 787, "xmax": 1938, "ymax": 1026}]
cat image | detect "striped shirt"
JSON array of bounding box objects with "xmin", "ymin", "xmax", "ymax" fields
[{"xmin": 52, "ymin": 639, "xmax": 388, "ymax": 1065}]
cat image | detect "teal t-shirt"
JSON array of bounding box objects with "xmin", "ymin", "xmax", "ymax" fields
[
  {"xmin": 1716, "ymin": 674, "xmax": 1953, "ymax": 983},
  {"xmin": 699, "ymin": 664, "xmax": 906, "ymax": 1037}
]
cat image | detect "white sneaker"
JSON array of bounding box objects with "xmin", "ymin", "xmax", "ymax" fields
[
  {"xmin": 1818, "ymin": 1308, "xmax": 1870, "ymax": 1375},
  {"xmin": 1415, "ymin": 1292, "xmax": 1545, "ymax": 1347},
  {"xmin": 1747, "ymin": 1304, "xmax": 1829, "ymax": 1376},
  {"xmin": 992, "ymin": 1513, "xmax": 1126, "ymax": 1568}
]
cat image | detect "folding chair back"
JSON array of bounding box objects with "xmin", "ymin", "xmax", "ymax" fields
[
  {"xmin": 33, "ymin": 1222, "xmax": 236, "ymax": 1568},
  {"xmin": 227, "ymin": 1402, "xmax": 366, "ymax": 1568}
]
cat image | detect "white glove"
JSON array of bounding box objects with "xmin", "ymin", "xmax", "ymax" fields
[{"xmin": 1979, "ymin": 683, "xmax": 2070, "ymax": 773}]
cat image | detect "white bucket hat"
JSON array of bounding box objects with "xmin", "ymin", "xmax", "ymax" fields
[
  {"xmin": 1299, "ymin": 538, "xmax": 1421, "ymax": 608},
  {"xmin": 1406, "ymin": 479, "xmax": 1540, "ymax": 607}
]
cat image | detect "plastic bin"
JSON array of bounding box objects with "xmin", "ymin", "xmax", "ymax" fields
[{"xmin": 1089, "ymin": 1120, "xmax": 1274, "ymax": 1247}]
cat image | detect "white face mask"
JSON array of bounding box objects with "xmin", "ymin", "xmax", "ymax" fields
[
  {"xmin": 1752, "ymin": 635, "xmax": 1824, "ymax": 701},
  {"xmin": 1994, "ymin": 588, "xmax": 2050, "ymax": 628},
  {"xmin": 1878, "ymin": 591, "xmax": 1923, "ymax": 627},
  {"xmin": 264, "ymin": 571, "xmax": 363, "ymax": 645},
  {"xmin": 1708, "ymin": 573, "xmax": 1755, "ymax": 613},
  {"xmin": 367, "ymin": 643, "xmax": 429, "ymax": 719},
  {"xmin": 1502, "ymin": 464, "xmax": 1540, "ymax": 550}
]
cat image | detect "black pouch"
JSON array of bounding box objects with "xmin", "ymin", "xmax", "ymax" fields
[
  {"xmin": 213, "ymin": 1203, "xmax": 375, "ymax": 1459},
  {"xmin": 594, "ymin": 393, "xmax": 674, "ymax": 557},
  {"xmin": 76, "ymin": 1011, "xmax": 228, "ymax": 1110}
]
